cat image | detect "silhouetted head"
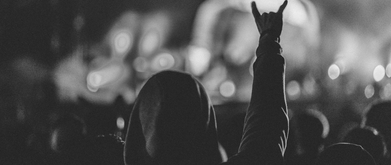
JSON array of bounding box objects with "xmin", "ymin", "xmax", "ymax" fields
[
  {"xmin": 343, "ymin": 126, "xmax": 388, "ymax": 163},
  {"xmin": 293, "ymin": 109, "xmax": 329, "ymax": 153},
  {"xmin": 86, "ymin": 134, "xmax": 125, "ymax": 165},
  {"xmin": 124, "ymin": 70, "xmax": 222, "ymax": 165},
  {"xmin": 363, "ymin": 100, "xmax": 391, "ymax": 148},
  {"xmin": 315, "ymin": 143, "xmax": 376, "ymax": 165},
  {"xmin": 49, "ymin": 113, "xmax": 87, "ymax": 153}
]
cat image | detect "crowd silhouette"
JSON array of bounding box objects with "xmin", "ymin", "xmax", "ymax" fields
[{"xmin": 2, "ymin": 0, "xmax": 391, "ymax": 165}]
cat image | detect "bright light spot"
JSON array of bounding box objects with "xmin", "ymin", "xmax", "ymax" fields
[
  {"xmin": 87, "ymin": 64, "xmax": 124, "ymax": 92},
  {"xmin": 365, "ymin": 85, "xmax": 375, "ymax": 99},
  {"xmin": 133, "ymin": 57, "xmax": 149, "ymax": 72},
  {"xmin": 386, "ymin": 64, "xmax": 391, "ymax": 78},
  {"xmin": 116, "ymin": 117, "xmax": 125, "ymax": 130},
  {"xmin": 122, "ymin": 88, "xmax": 136, "ymax": 104},
  {"xmin": 87, "ymin": 72, "xmax": 102, "ymax": 92},
  {"xmin": 152, "ymin": 53, "xmax": 175, "ymax": 71},
  {"xmin": 140, "ymin": 29, "xmax": 160, "ymax": 56},
  {"xmin": 287, "ymin": 81, "xmax": 301, "ymax": 100},
  {"xmin": 114, "ymin": 31, "xmax": 132, "ymax": 54},
  {"xmin": 381, "ymin": 83, "xmax": 391, "ymax": 99},
  {"xmin": 373, "ymin": 65, "xmax": 385, "ymax": 82},
  {"xmin": 188, "ymin": 46, "xmax": 211, "ymax": 76},
  {"xmin": 328, "ymin": 64, "xmax": 340, "ymax": 80},
  {"xmin": 219, "ymin": 81, "xmax": 236, "ymax": 98}
]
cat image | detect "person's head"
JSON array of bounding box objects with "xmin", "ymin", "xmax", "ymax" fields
[
  {"xmin": 49, "ymin": 113, "xmax": 87, "ymax": 153},
  {"xmin": 124, "ymin": 70, "xmax": 223, "ymax": 165},
  {"xmin": 315, "ymin": 143, "xmax": 376, "ymax": 165},
  {"xmin": 292, "ymin": 109, "xmax": 329, "ymax": 153},
  {"xmin": 86, "ymin": 134, "xmax": 125, "ymax": 165},
  {"xmin": 342, "ymin": 126, "xmax": 388, "ymax": 163},
  {"xmin": 363, "ymin": 100, "xmax": 391, "ymax": 147}
]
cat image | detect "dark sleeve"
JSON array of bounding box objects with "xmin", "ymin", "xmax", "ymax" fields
[{"xmin": 221, "ymin": 34, "xmax": 289, "ymax": 165}]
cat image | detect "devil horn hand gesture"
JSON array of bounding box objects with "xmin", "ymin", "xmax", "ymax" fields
[{"xmin": 251, "ymin": 0, "xmax": 287, "ymax": 38}]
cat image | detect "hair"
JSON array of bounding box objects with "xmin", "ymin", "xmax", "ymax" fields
[
  {"xmin": 342, "ymin": 126, "xmax": 388, "ymax": 163},
  {"xmin": 315, "ymin": 143, "xmax": 376, "ymax": 165}
]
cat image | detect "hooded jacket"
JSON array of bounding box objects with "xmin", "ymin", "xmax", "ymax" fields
[{"xmin": 124, "ymin": 70, "xmax": 223, "ymax": 165}]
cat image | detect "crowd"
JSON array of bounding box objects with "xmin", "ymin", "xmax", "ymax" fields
[{"xmin": 1, "ymin": 0, "xmax": 391, "ymax": 165}]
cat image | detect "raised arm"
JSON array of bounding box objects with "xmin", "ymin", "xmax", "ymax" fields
[{"xmin": 222, "ymin": 1, "xmax": 289, "ymax": 164}]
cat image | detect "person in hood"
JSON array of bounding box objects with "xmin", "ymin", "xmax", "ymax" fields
[
  {"xmin": 124, "ymin": 70, "xmax": 224, "ymax": 165},
  {"xmin": 124, "ymin": 0, "xmax": 289, "ymax": 164}
]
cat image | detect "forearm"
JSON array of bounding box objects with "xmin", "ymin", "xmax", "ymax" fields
[{"xmin": 235, "ymin": 34, "xmax": 288, "ymax": 163}]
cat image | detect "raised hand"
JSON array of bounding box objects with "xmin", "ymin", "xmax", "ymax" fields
[{"xmin": 251, "ymin": 0, "xmax": 288, "ymax": 38}]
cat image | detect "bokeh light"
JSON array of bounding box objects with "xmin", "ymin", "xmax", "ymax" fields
[
  {"xmin": 219, "ymin": 80, "xmax": 236, "ymax": 98},
  {"xmin": 286, "ymin": 80, "xmax": 301, "ymax": 100},
  {"xmin": 364, "ymin": 84, "xmax": 375, "ymax": 99},
  {"xmin": 140, "ymin": 29, "xmax": 160, "ymax": 56},
  {"xmin": 188, "ymin": 46, "xmax": 211, "ymax": 76},
  {"xmin": 87, "ymin": 64, "xmax": 124, "ymax": 92},
  {"xmin": 133, "ymin": 57, "xmax": 149, "ymax": 72},
  {"xmin": 113, "ymin": 30, "xmax": 132, "ymax": 54},
  {"xmin": 87, "ymin": 72, "xmax": 102, "ymax": 92},
  {"xmin": 373, "ymin": 65, "xmax": 385, "ymax": 82},
  {"xmin": 328, "ymin": 64, "xmax": 340, "ymax": 80},
  {"xmin": 386, "ymin": 64, "xmax": 391, "ymax": 78},
  {"xmin": 116, "ymin": 117, "xmax": 125, "ymax": 130},
  {"xmin": 151, "ymin": 52, "xmax": 175, "ymax": 71},
  {"xmin": 381, "ymin": 83, "xmax": 391, "ymax": 100}
]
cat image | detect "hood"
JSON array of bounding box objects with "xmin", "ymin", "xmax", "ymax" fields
[{"xmin": 124, "ymin": 70, "xmax": 222, "ymax": 165}]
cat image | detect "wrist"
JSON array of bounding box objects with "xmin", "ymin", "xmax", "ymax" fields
[
  {"xmin": 261, "ymin": 30, "xmax": 280, "ymax": 43},
  {"xmin": 256, "ymin": 34, "xmax": 282, "ymax": 57}
]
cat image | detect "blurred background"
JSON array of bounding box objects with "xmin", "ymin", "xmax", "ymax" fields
[{"xmin": 2, "ymin": 0, "xmax": 391, "ymax": 161}]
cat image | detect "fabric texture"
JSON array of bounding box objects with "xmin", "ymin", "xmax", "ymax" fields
[
  {"xmin": 124, "ymin": 70, "xmax": 222, "ymax": 165},
  {"xmin": 221, "ymin": 34, "xmax": 288, "ymax": 165}
]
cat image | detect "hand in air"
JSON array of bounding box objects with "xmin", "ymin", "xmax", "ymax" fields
[{"xmin": 251, "ymin": 0, "xmax": 287, "ymax": 38}]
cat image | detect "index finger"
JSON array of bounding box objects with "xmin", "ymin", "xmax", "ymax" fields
[{"xmin": 277, "ymin": 0, "xmax": 288, "ymax": 14}]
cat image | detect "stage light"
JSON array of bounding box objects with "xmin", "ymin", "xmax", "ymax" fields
[
  {"xmin": 113, "ymin": 30, "xmax": 133, "ymax": 56},
  {"xmin": 140, "ymin": 29, "xmax": 160, "ymax": 56},
  {"xmin": 87, "ymin": 64, "xmax": 124, "ymax": 92},
  {"xmin": 113, "ymin": 30, "xmax": 133, "ymax": 54},
  {"xmin": 386, "ymin": 64, "xmax": 391, "ymax": 78},
  {"xmin": 364, "ymin": 85, "xmax": 375, "ymax": 99},
  {"xmin": 87, "ymin": 72, "xmax": 102, "ymax": 92},
  {"xmin": 373, "ymin": 65, "xmax": 385, "ymax": 82},
  {"xmin": 381, "ymin": 83, "xmax": 391, "ymax": 100},
  {"xmin": 328, "ymin": 64, "xmax": 340, "ymax": 80},
  {"xmin": 188, "ymin": 46, "xmax": 211, "ymax": 76},
  {"xmin": 219, "ymin": 80, "xmax": 236, "ymax": 98},
  {"xmin": 116, "ymin": 117, "xmax": 125, "ymax": 130},
  {"xmin": 287, "ymin": 80, "xmax": 301, "ymax": 100},
  {"xmin": 151, "ymin": 52, "xmax": 175, "ymax": 71},
  {"xmin": 133, "ymin": 57, "xmax": 149, "ymax": 72}
]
